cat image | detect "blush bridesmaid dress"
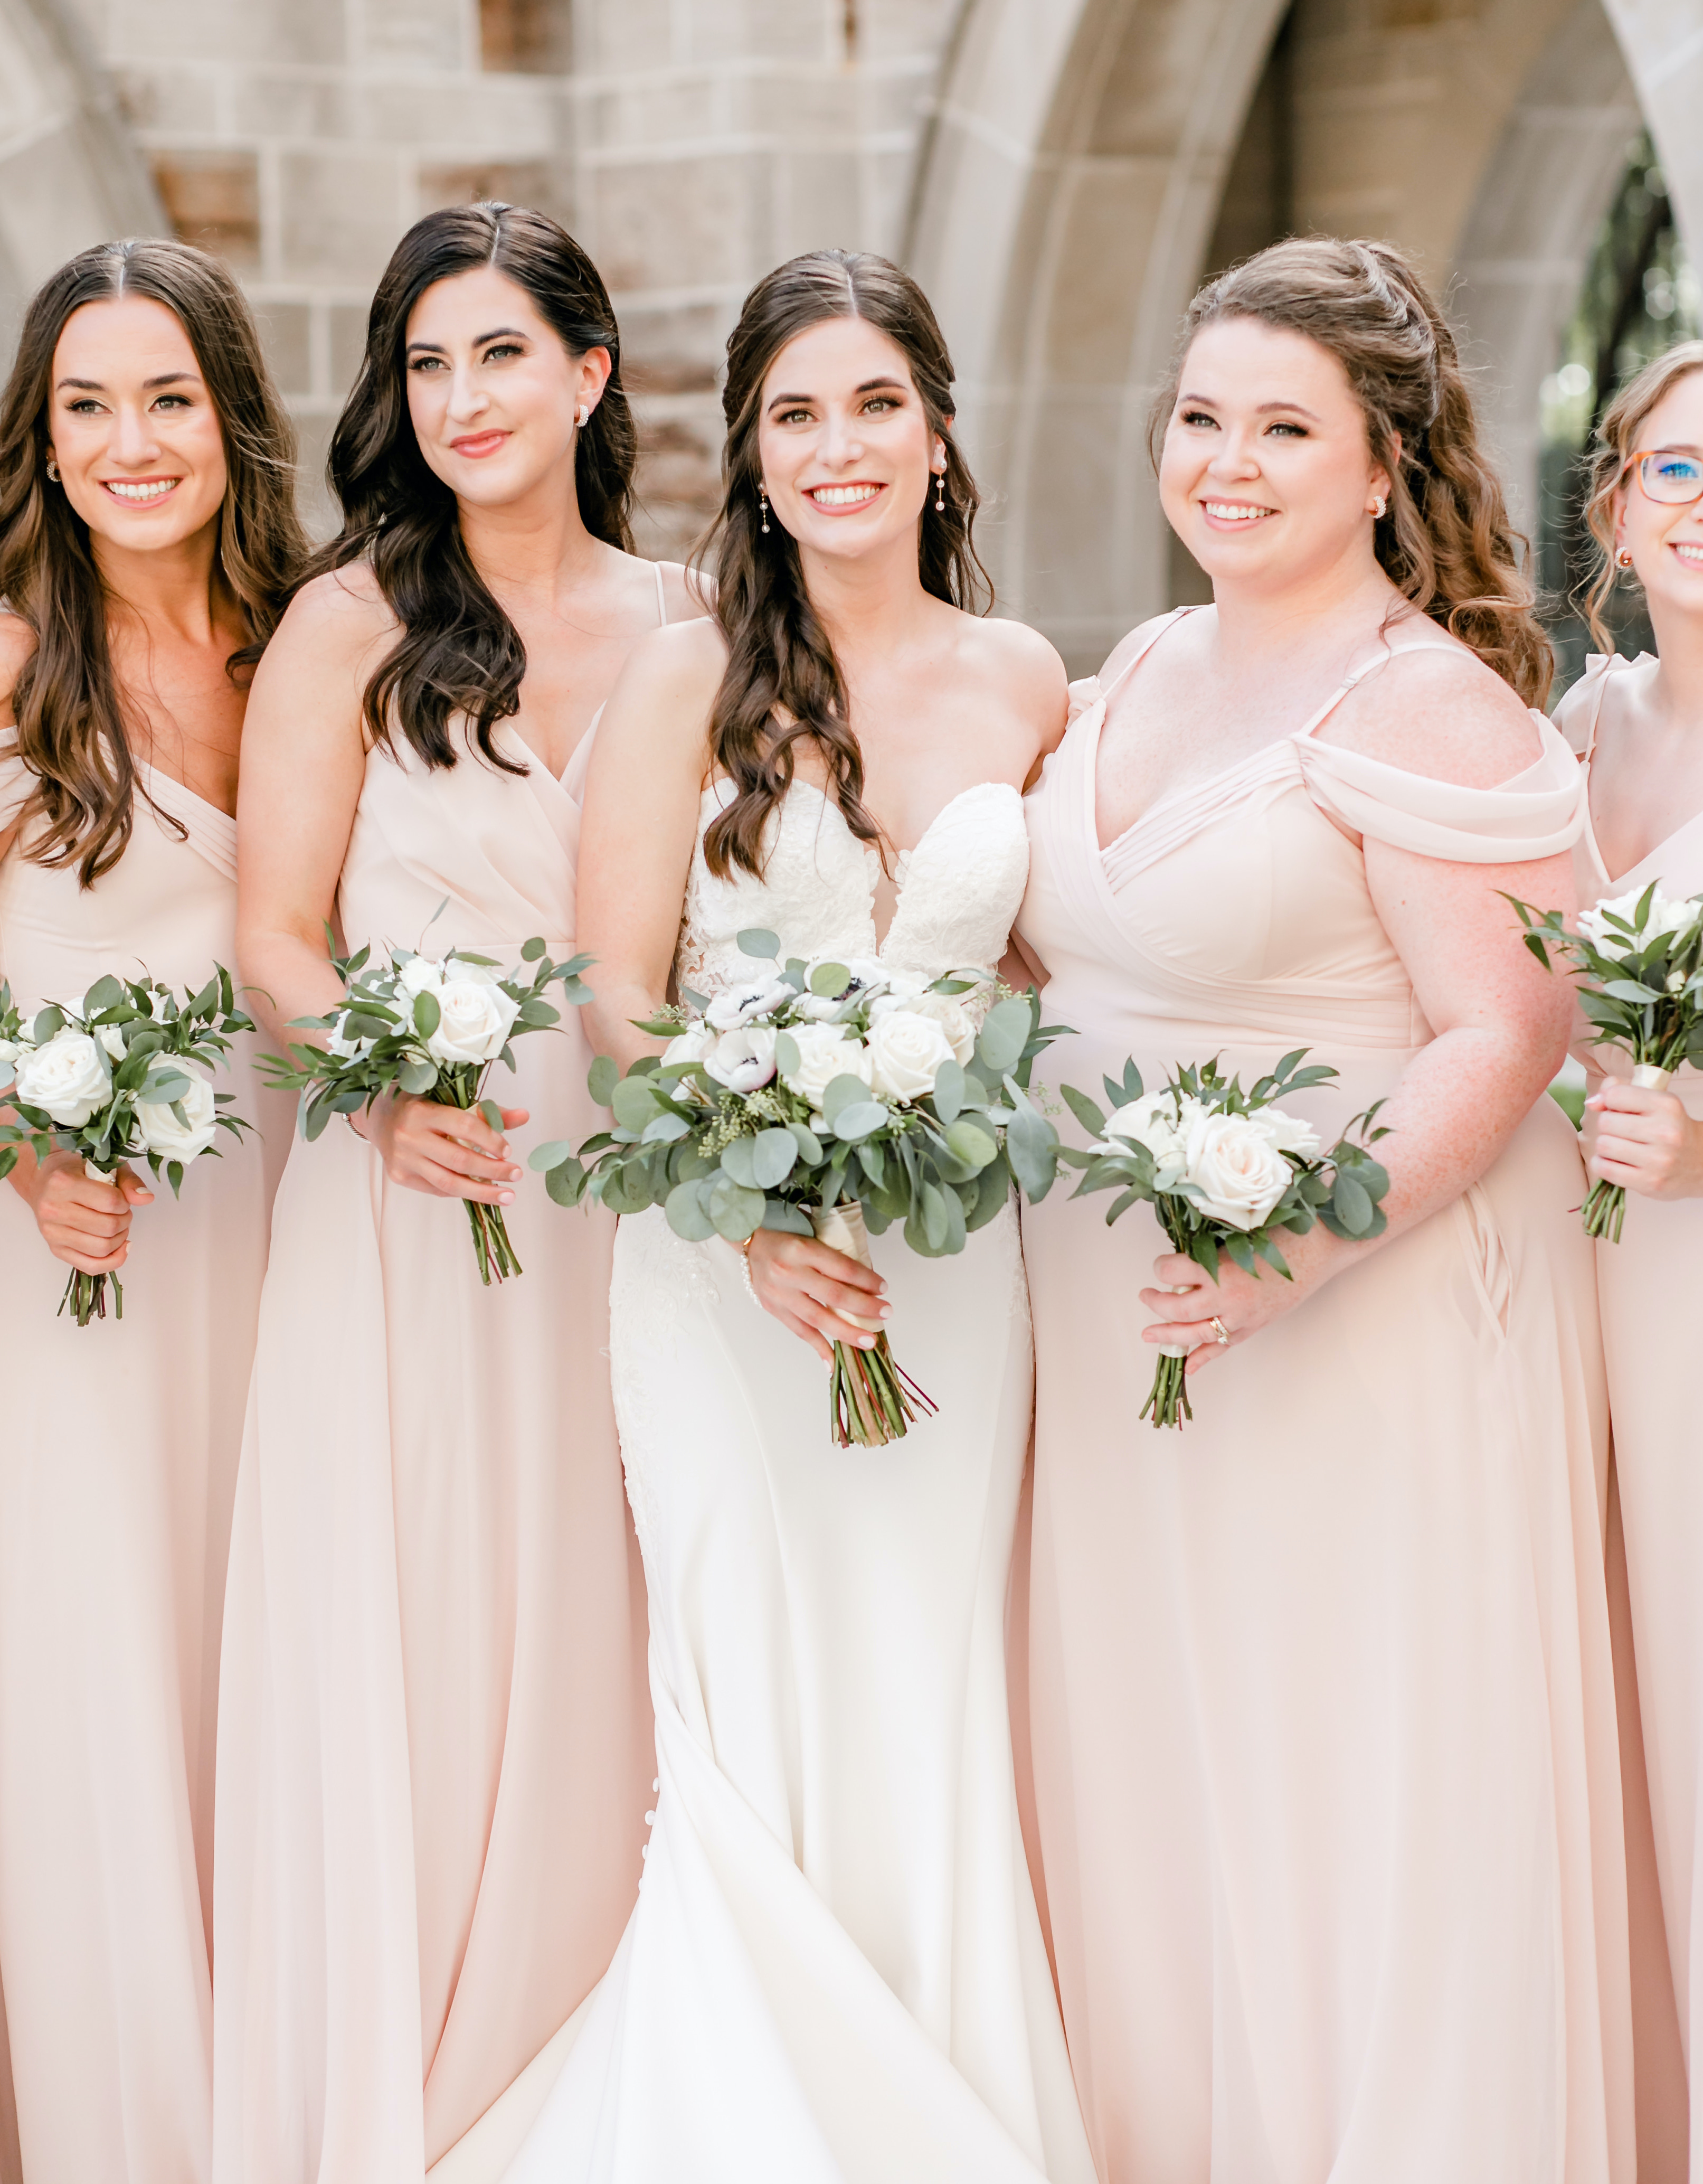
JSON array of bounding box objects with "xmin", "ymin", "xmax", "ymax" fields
[
  {"xmin": 0, "ymin": 729, "xmax": 288, "ymax": 2184},
  {"xmin": 212, "ymin": 676, "xmax": 654, "ymax": 2179},
  {"xmin": 1574, "ymin": 649, "xmax": 1697, "ymax": 2182},
  {"xmin": 1017, "ymin": 611, "xmax": 1632, "ymax": 2183}
]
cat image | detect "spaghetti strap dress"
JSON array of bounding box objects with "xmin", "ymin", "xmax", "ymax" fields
[
  {"xmin": 1017, "ymin": 612, "xmax": 1632, "ymax": 2182},
  {"xmin": 211, "ymin": 572, "xmax": 667, "ymax": 2184},
  {"xmin": 0, "ymin": 730, "xmax": 288, "ymax": 2184}
]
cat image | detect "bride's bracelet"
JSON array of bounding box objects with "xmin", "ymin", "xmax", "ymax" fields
[{"xmin": 736, "ymin": 1238, "xmax": 759, "ymax": 1306}]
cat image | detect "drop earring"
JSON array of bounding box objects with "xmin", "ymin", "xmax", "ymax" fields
[
  {"xmin": 45, "ymin": 455, "xmax": 60, "ymax": 482},
  {"xmin": 934, "ymin": 468, "xmax": 945, "ymax": 513},
  {"xmin": 759, "ymin": 484, "xmax": 771, "ymax": 534},
  {"xmin": 1616, "ymin": 547, "xmax": 1634, "ymax": 569}
]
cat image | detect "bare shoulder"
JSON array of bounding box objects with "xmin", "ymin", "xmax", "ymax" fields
[
  {"xmin": 953, "ymin": 612, "xmax": 1068, "ymax": 740},
  {"xmin": 1323, "ymin": 631, "xmax": 1547, "ymax": 790},
  {"xmin": 0, "ymin": 609, "xmax": 36, "ymax": 722},
  {"xmin": 597, "ymin": 612, "xmax": 728, "ymax": 770},
  {"xmin": 268, "ymin": 561, "xmax": 398, "ymax": 665}
]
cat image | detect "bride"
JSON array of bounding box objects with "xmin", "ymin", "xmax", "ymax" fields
[{"xmin": 497, "ymin": 250, "xmax": 1094, "ymax": 2181}]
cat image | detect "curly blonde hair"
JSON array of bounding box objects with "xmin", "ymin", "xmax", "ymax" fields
[{"xmin": 1578, "ymin": 340, "xmax": 1703, "ymax": 652}]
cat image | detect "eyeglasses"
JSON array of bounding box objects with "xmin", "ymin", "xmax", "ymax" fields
[{"xmin": 1627, "ymin": 448, "xmax": 1703, "ymax": 505}]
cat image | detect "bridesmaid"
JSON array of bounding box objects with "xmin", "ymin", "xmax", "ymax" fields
[
  {"xmin": 1019, "ymin": 238, "xmax": 1630, "ymax": 2181},
  {"xmin": 218, "ymin": 204, "xmax": 682, "ymax": 2182},
  {"xmin": 1558, "ymin": 340, "xmax": 1703, "ymax": 2182},
  {"xmin": 0, "ymin": 240, "xmax": 301, "ymax": 2183}
]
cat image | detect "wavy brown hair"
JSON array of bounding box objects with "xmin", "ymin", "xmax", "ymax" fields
[
  {"xmin": 309, "ymin": 202, "xmax": 636, "ymax": 775},
  {"xmin": 694, "ymin": 249, "xmax": 990, "ymax": 880},
  {"xmin": 1579, "ymin": 340, "xmax": 1703, "ymax": 651},
  {"xmin": 0, "ymin": 237, "xmax": 304, "ymax": 885},
  {"xmin": 1151, "ymin": 237, "xmax": 1553, "ymax": 708}
]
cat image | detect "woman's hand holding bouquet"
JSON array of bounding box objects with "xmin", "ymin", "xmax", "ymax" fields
[
  {"xmin": 534, "ymin": 931, "xmax": 1066, "ymax": 1447},
  {"xmin": 1058, "ymin": 1050, "xmax": 1391, "ymax": 1427},
  {"xmin": 1506, "ymin": 881, "xmax": 1703, "ymax": 1239},
  {"xmin": 0, "ymin": 968, "xmax": 254, "ymax": 1324},
  {"xmin": 260, "ymin": 927, "xmax": 591, "ymax": 1285}
]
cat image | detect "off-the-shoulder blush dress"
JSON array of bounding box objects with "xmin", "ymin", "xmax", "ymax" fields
[
  {"xmin": 0, "ymin": 733, "xmax": 288, "ymax": 2184},
  {"xmin": 212, "ymin": 704, "xmax": 652, "ymax": 2182},
  {"xmin": 1017, "ymin": 613, "xmax": 1631, "ymax": 2182},
  {"xmin": 1574, "ymin": 650, "xmax": 1697, "ymax": 2182}
]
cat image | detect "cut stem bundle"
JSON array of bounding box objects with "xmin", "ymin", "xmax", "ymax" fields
[{"xmin": 813, "ymin": 1200, "xmax": 936, "ymax": 1449}]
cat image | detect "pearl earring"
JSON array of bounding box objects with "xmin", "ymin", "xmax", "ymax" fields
[
  {"xmin": 45, "ymin": 456, "xmax": 60, "ymax": 482},
  {"xmin": 934, "ymin": 469, "xmax": 945, "ymax": 513},
  {"xmin": 1370, "ymin": 494, "xmax": 1387, "ymax": 520},
  {"xmin": 759, "ymin": 484, "xmax": 770, "ymax": 534},
  {"xmin": 1616, "ymin": 547, "xmax": 1634, "ymax": 569},
  {"xmin": 575, "ymin": 403, "xmax": 590, "ymax": 428}
]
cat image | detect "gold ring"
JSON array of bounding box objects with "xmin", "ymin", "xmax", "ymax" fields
[{"xmin": 1209, "ymin": 1315, "xmax": 1230, "ymax": 1346}]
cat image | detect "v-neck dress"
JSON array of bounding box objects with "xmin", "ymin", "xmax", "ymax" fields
[
  {"xmin": 212, "ymin": 710, "xmax": 653, "ymax": 2183},
  {"xmin": 1574, "ymin": 649, "xmax": 1703, "ymax": 2181},
  {"xmin": 0, "ymin": 735, "xmax": 290, "ymax": 2184},
  {"xmin": 1016, "ymin": 614, "xmax": 1631, "ymax": 2183}
]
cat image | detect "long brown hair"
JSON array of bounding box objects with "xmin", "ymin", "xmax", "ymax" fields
[
  {"xmin": 1152, "ymin": 237, "xmax": 1553, "ymax": 708},
  {"xmin": 310, "ymin": 202, "xmax": 636, "ymax": 775},
  {"xmin": 0, "ymin": 237, "xmax": 304, "ymax": 885},
  {"xmin": 695, "ymin": 249, "xmax": 990, "ymax": 881},
  {"xmin": 1579, "ymin": 340, "xmax": 1703, "ymax": 651}
]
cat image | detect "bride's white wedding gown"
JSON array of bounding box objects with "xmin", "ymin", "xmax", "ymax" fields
[{"xmin": 502, "ymin": 777, "xmax": 1095, "ymax": 2182}]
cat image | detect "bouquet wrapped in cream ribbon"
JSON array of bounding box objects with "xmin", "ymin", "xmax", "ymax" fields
[{"xmin": 534, "ymin": 930, "xmax": 1065, "ymax": 1447}]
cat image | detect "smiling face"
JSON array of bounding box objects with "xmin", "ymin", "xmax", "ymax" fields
[
  {"xmin": 1614, "ymin": 370, "xmax": 1703, "ymax": 632},
  {"xmin": 754, "ymin": 315, "xmax": 946, "ymax": 569},
  {"xmin": 46, "ymin": 295, "xmax": 229, "ymax": 557},
  {"xmin": 1159, "ymin": 315, "xmax": 1395, "ymax": 595},
  {"xmin": 404, "ymin": 262, "xmax": 608, "ymax": 510}
]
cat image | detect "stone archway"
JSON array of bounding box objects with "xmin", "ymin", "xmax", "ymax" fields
[
  {"xmin": 0, "ymin": 0, "xmax": 165, "ymax": 345},
  {"xmin": 909, "ymin": 0, "xmax": 1691, "ymax": 673}
]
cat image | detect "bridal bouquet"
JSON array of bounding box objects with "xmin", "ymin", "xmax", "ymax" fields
[
  {"xmin": 1058, "ymin": 1050, "xmax": 1391, "ymax": 1428},
  {"xmin": 260, "ymin": 933, "xmax": 591, "ymax": 1285},
  {"xmin": 0, "ymin": 968, "xmax": 254, "ymax": 1324},
  {"xmin": 1506, "ymin": 880, "xmax": 1703, "ymax": 1240},
  {"xmin": 533, "ymin": 930, "xmax": 1064, "ymax": 1447}
]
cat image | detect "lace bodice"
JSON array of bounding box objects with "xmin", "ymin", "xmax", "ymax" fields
[{"xmin": 677, "ymin": 777, "xmax": 1029, "ymax": 995}]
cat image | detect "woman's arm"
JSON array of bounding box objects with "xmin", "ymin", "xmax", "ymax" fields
[
  {"xmin": 236, "ymin": 570, "xmax": 522, "ymax": 1207},
  {"xmin": 1148, "ymin": 653, "xmax": 1576, "ymax": 1368}
]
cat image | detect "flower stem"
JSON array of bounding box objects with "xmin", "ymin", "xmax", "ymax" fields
[
  {"xmin": 1582, "ymin": 1178, "xmax": 1627, "ymax": 1244},
  {"xmin": 58, "ymin": 1267, "xmax": 122, "ymax": 1326},
  {"xmin": 1140, "ymin": 1350, "xmax": 1193, "ymax": 1430},
  {"xmin": 432, "ymin": 1071, "xmax": 524, "ymax": 1284},
  {"xmin": 828, "ymin": 1332, "xmax": 938, "ymax": 1448}
]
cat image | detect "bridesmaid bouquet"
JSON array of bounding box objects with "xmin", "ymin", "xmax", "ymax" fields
[
  {"xmin": 0, "ymin": 968, "xmax": 254, "ymax": 1325},
  {"xmin": 533, "ymin": 930, "xmax": 1065, "ymax": 1447},
  {"xmin": 260, "ymin": 933, "xmax": 591, "ymax": 1285},
  {"xmin": 1506, "ymin": 880, "xmax": 1703, "ymax": 1240},
  {"xmin": 1058, "ymin": 1051, "xmax": 1391, "ymax": 1428}
]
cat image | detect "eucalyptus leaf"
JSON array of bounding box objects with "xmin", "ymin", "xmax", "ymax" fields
[
  {"xmin": 944, "ymin": 1116, "xmax": 998, "ymax": 1172},
  {"xmin": 750, "ymin": 1127, "xmax": 799, "ymax": 1188},
  {"xmin": 588, "ymin": 1053, "xmax": 619, "ymax": 1107},
  {"xmin": 737, "ymin": 928, "xmax": 781, "ymax": 960},
  {"xmin": 932, "ymin": 1057, "xmax": 965, "ymax": 1124},
  {"xmin": 920, "ymin": 1180, "xmax": 949, "ymax": 1251},
  {"xmin": 831, "ymin": 1100, "xmax": 889, "ymax": 1142},
  {"xmin": 1060, "ymin": 1084, "xmax": 1108, "ymax": 1138},
  {"xmin": 706, "ymin": 1174, "xmax": 765, "ymax": 1241},
  {"xmin": 809, "ymin": 961, "xmax": 850, "ymax": 998},
  {"xmin": 665, "ymin": 1179, "xmax": 718, "ymax": 1241},
  {"xmin": 789, "ymin": 1119, "xmax": 824, "ymax": 1164},
  {"xmin": 976, "ymin": 996, "xmax": 1031, "ymax": 1074},
  {"xmin": 528, "ymin": 1139, "xmax": 576, "ymax": 1171},
  {"xmin": 398, "ymin": 1058, "xmax": 438, "ymax": 1095},
  {"xmin": 821, "ymin": 1072, "xmax": 872, "ymax": 1125},
  {"xmin": 720, "ymin": 1136, "xmax": 761, "ymax": 1188},
  {"xmin": 1330, "ymin": 1168, "xmax": 1374, "ymax": 1236},
  {"xmin": 610, "ymin": 1075, "xmax": 663, "ymax": 1131}
]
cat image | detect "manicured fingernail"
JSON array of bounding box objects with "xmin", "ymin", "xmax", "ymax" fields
[
  {"xmin": 499, "ymin": 1191, "xmax": 514, "ymax": 1204},
  {"xmin": 877, "ymin": 1305, "xmax": 892, "ymax": 1319},
  {"xmin": 857, "ymin": 1334, "xmax": 875, "ymax": 1348}
]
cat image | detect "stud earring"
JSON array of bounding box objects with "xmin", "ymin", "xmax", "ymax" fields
[
  {"xmin": 934, "ymin": 468, "xmax": 945, "ymax": 513},
  {"xmin": 1616, "ymin": 547, "xmax": 1635, "ymax": 569},
  {"xmin": 575, "ymin": 403, "xmax": 590, "ymax": 428},
  {"xmin": 45, "ymin": 456, "xmax": 60, "ymax": 482},
  {"xmin": 1370, "ymin": 494, "xmax": 1386, "ymax": 520},
  {"xmin": 759, "ymin": 483, "xmax": 771, "ymax": 534}
]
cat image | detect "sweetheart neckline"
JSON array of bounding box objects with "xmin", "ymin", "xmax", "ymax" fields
[{"xmin": 696, "ymin": 774, "xmax": 1022, "ymax": 867}]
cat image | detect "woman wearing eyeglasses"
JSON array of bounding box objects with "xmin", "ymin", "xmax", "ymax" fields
[{"xmin": 1557, "ymin": 338, "xmax": 1703, "ymax": 2178}]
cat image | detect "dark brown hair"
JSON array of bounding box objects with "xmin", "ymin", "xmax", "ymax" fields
[
  {"xmin": 0, "ymin": 237, "xmax": 304, "ymax": 884},
  {"xmin": 310, "ymin": 201, "xmax": 636, "ymax": 774},
  {"xmin": 1579, "ymin": 339, "xmax": 1703, "ymax": 651},
  {"xmin": 1152, "ymin": 237, "xmax": 1553, "ymax": 708},
  {"xmin": 694, "ymin": 248, "xmax": 989, "ymax": 880}
]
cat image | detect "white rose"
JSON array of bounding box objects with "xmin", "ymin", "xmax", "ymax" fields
[
  {"xmin": 866, "ymin": 1009, "xmax": 954, "ymax": 1103},
  {"xmin": 868, "ymin": 988, "xmax": 976, "ymax": 1065},
  {"xmin": 424, "ymin": 976, "xmax": 521, "ymax": 1066},
  {"xmin": 780, "ymin": 1022, "xmax": 872, "ymax": 1111},
  {"xmin": 704, "ymin": 1025, "xmax": 778, "ymax": 1093},
  {"xmin": 396, "ymin": 953, "xmax": 445, "ymax": 997},
  {"xmin": 326, "ymin": 1011, "xmax": 365, "ymax": 1060},
  {"xmin": 1579, "ymin": 887, "xmax": 1699, "ymax": 951},
  {"xmin": 95, "ymin": 1023, "xmax": 127, "ymax": 1061},
  {"xmin": 136, "ymin": 1065, "xmax": 218, "ymax": 1163},
  {"xmin": 0, "ymin": 1037, "xmax": 19, "ymax": 1087},
  {"xmin": 662, "ymin": 1021, "xmax": 717, "ymax": 1068},
  {"xmin": 1101, "ymin": 1093, "xmax": 1190, "ymax": 1187},
  {"xmin": 12, "ymin": 1029, "xmax": 109, "ymax": 1126},
  {"xmin": 705, "ymin": 978, "xmax": 793, "ymax": 1032},
  {"xmin": 1251, "ymin": 1104, "xmax": 1321, "ymax": 1160},
  {"xmin": 1181, "ymin": 1109, "xmax": 1293, "ymax": 1231}
]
